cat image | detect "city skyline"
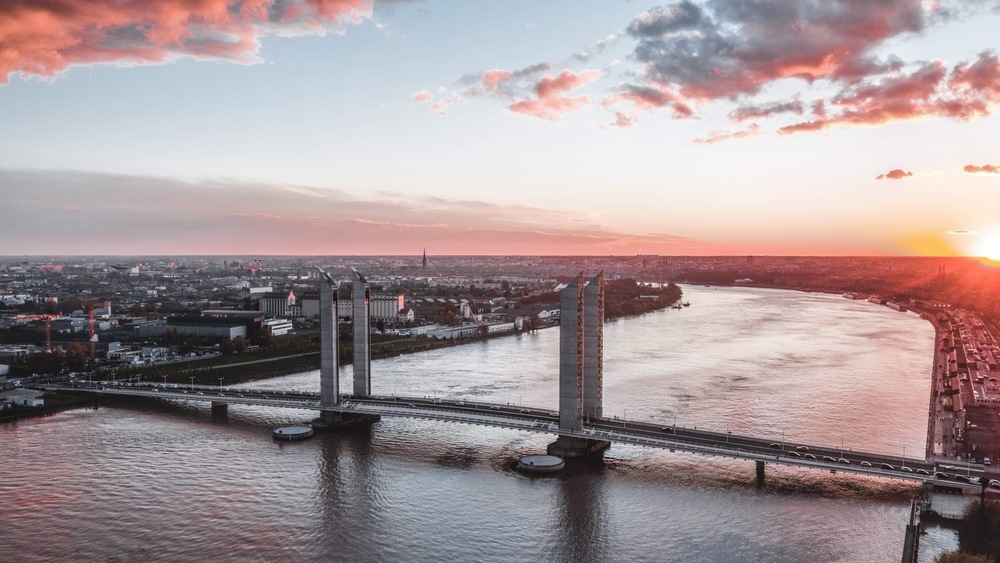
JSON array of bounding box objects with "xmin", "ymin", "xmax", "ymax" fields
[{"xmin": 2, "ymin": 0, "xmax": 1000, "ymax": 257}]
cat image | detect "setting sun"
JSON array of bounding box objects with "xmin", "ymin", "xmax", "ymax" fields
[{"xmin": 976, "ymin": 233, "xmax": 1000, "ymax": 261}]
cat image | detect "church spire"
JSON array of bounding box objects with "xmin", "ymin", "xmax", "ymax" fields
[{"xmin": 422, "ymin": 248, "xmax": 427, "ymax": 269}]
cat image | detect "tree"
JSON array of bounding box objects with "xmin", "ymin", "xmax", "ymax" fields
[
  {"xmin": 233, "ymin": 335, "xmax": 246, "ymax": 353},
  {"xmin": 477, "ymin": 324, "xmax": 489, "ymax": 337},
  {"xmin": 129, "ymin": 304, "xmax": 146, "ymax": 317},
  {"xmin": 219, "ymin": 339, "xmax": 234, "ymax": 355},
  {"xmin": 65, "ymin": 343, "xmax": 88, "ymax": 372},
  {"xmin": 956, "ymin": 500, "xmax": 1000, "ymax": 561},
  {"xmin": 376, "ymin": 319, "xmax": 386, "ymax": 333}
]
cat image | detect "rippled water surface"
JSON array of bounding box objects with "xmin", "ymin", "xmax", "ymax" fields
[{"xmin": 1, "ymin": 286, "xmax": 956, "ymax": 562}]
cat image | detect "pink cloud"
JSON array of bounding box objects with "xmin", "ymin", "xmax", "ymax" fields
[
  {"xmin": 692, "ymin": 123, "xmax": 761, "ymax": 145},
  {"xmin": 411, "ymin": 89, "xmax": 433, "ymax": 103},
  {"xmin": 610, "ymin": 111, "xmax": 635, "ymax": 128},
  {"xmin": 964, "ymin": 164, "xmax": 999, "ymax": 174},
  {"xmin": 602, "ymin": 84, "xmax": 693, "ymax": 122},
  {"xmin": 508, "ymin": 69, "xmax": 601, "ymax": 120},
  {"xmin": 876, "ymin": 169, "xmax": 913, "ymax": 180},
  {"xmin": 779, "ymin": 52, "xmax": 1000, "ymax": 134},
  {"xmin": 482, "ymin": 69, "xmax": 513, "ymax": 86},
  {"xmin": 0, "ymin": 0, "xmax": 374, "ymax": 84}
]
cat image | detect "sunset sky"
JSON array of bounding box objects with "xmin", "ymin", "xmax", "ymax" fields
[{"xmin": 2, "ymin": 0, "xmax": 999, "ymax": 257}]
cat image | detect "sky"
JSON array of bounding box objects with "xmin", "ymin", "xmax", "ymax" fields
[{"xmin": 1, "ymin": 0, "xmax": 999, "ymax": 257}]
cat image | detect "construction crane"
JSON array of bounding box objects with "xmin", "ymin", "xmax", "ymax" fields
[
  {"xmin": 10, "ymin": 314, "xmax": 59, "ymax": 351},
  {"xmin": 83, "ymin": 300, "xmax": 116, "ymax": 363}
]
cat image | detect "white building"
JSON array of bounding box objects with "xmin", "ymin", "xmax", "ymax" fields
[
  {"xmin": 339, "ymin": 295, "xmax": 405, "ymax": 322},
  {"xmin": 261, "ymin": 318, "xmax": 293, "ymax": 336}
]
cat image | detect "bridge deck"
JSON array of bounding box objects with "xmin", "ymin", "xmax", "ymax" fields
[{"xmin": 48, "ymin": 383, "xmax": 993, "ymax": 486}]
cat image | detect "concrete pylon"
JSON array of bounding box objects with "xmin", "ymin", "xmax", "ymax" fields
[
  {"xmin": 313, "ymin": 267, "xmax": 379, "ymax": 430},
  {"xmin": 548, "ymin": 272, "xmax": 610, "ymax": 458},
  {"xmin": 352, "ymin": 268, "xmax": 371, "ymax": 396},
  {"xmin": 318, "ymin": 269, "xmax": 339, "ymax": 420},
  {"xmin": 558, "ymin": 273, "xmax": 585, "ymax": 432},
  {"xmin": 583, "ymin": 272, "xmax": 604, "ymax": 420}
]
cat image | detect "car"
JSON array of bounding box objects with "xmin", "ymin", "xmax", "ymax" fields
[
  {"xmin": 988, "ymin": 479, "xmax": 1000, "ymax": 489},
  {"xmin": 916, "ymin": 469, "xmax": 930, "ymax": 476},
  {"xmin": 837, "ymin": 458, "xmax": 850, "ymax": 464},
  {"xmin": 661, "ymin": 427, "xmax": 674, "ymax": 433},
  {"xmin": 769, "ymin": 443, "xmax": 781, "ymax": 449},
  {"xmin": 796, "ymin": 446, "xmax": 809, "ymax": 451},
  {"xmin": 955, "ymin": 475, "xmax": 970, "ymax": 483},
  {"xmin": 860, "ymin": 461, "xmax": 872, "ymax": 468},
  {"xmin": 880, "ymin": 463, "xmax": 895, "ymax": 470},
  {"xmin": 934, "ymin": 472, "xmax": 949, "ymax": 479},
  {"xmin": 941, "ymin": 465, "xmax": 957, "ymax": 471},
  {"xmin": 822, "ymin": 456, "xmax": 836, "ymax": 462},
  {"xmin": 970, "ymin": 477, "xmax": 982, "ymax": 485},
  {"xmin": 788, "ymin": 451, "xmax": 802, "ymax": 457},
  {"xmin": 900, "ymin": 466, "xmax": 913, "ymax": 473},
  {"xmin": 804, "ymin": 453, "xmax": 817, "ymax": 459}
]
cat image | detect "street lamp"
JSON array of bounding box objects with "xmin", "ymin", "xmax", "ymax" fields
[
  {"xmin": 623, "ymin": 409, "xmax": 627, "ymax": 427},
  {"xmin": 189, "ymin": 376, "xmax": 195, "ymax": 390},
  {"xmin": 218, "ymin": 377, "xmax": 224, "ymax": 389},
  {"xmin": 162, "ymin": 375, "xmax": 167, "ymax": 385}
]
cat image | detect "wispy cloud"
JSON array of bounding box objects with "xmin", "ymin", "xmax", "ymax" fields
[
  {"xmin": 692, "ymin": 123, "xmax": 761, "ymax": 145},
  {"xmin": 0, "ymin": 0, "xmax": 378, "ymax": 84},
  {"xmin": 0, "ymin": 169, "xmax": 717, "ymax": 255},
  {"xmin": 508, "ymin": 69, "xmax": 602, "ymax": 121}
]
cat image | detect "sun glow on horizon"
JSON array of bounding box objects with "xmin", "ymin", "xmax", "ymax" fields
[{"xmin": 974, "ymin": 233, "xmax": 1000, "ymax": 261}]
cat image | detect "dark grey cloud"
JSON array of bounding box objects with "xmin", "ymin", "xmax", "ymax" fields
[{"xmin": 624, "ymin": 0, "xmax": 928, "ymax": 100}]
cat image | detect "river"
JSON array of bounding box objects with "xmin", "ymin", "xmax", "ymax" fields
[{"xmin": 0, "ymin": 286, "xmax": 957, "ymax": 562}]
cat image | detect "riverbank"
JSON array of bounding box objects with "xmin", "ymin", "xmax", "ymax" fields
[{"xmin": 0, "ymin": 392, "xmax": 109, "ymax": 424}]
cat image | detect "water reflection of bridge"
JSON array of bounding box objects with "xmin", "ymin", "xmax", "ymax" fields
[{"xmin": 54, "ymin": 269, "xmax": 986, "ymax": 487}]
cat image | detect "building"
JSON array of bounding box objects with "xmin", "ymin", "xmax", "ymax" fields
[
  {"xmin": 300, "ymin": 292, "xmax": 320, "ymax": 319},
  {"xmin": 259, "ymin": 291, "xmax": 296, "ymax": 317},
  {"xmin": 2, "ymin": 389, "xmax": 44, "ymax": 407},
  {"xmin": 261, "ymin": 318, "xmax": 293, "ymax": 336},
  {"xmin": 338, "ymin": 294, "xmax": 405, "ymax": 322}
]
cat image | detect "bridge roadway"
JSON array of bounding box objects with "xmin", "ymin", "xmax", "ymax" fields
[{"xmin": 52, "ymin": 383, "xmax": 994, "ymax": 487}]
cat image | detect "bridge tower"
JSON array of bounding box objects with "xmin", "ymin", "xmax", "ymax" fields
[
  {"xmin": 317, "ymin": 269, "xmax": 340, "ymax": 424},
  {"xmin": 313, "ymin": 267, "xmax": 379, "ymax": 430},
  {"xmin": 352, "ymin": 268, "xmax": 372, "ymax": 396},
  {"xmin": 548, "ymin": 272, "xmax": 610, "ymax": 458},
  {"xmin": 583, "ymin": 272, "xmax": 604, "ymax": 420}
]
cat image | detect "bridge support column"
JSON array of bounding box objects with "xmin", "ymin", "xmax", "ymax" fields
[
  {"xmin": 313, "ymin": 411, "xmax": 380, "ymax": 430},
  {"xmin": 211, "ymin": 401, "xmax": 228, "ymax": 414},
  {"xmin": 548, "ymin": 274, "xmax": 610, "ymax": 458},
  {"xmin": 547, "ymin": 437, "xmax": 611, "ymax": 458},
  {"xmin": 583, "ymin": 272, "xmax": 604, "ymax": 420},
  {"xmin": 352, "ymin": 269, "xmax": 372, "ymax": 397},
  {"xmin": 756, "ymin": 460, "xmax": 766, "ymax": 486},
  {"xmin": 319, "ymin": 269, "xmax": 339, "ymax": 411}
]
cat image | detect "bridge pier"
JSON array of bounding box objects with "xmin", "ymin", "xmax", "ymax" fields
[
  {"xmin": 756, "ymin": 460, "xmax": 766, "ymax": 486},
  {"xmin": 312, "ymin": 411, "xmax": 380, "ymax": 430},
  {"xmin": 211, "ymin": 401, "xmax": 228, "ymax": 414},
  {"xmin": 547, "ymin": 436, "xmax": 611, "ymax": 458}
]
